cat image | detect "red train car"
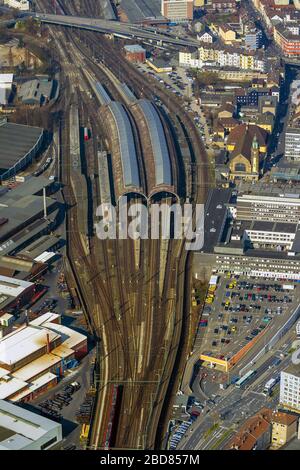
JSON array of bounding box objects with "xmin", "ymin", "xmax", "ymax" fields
[{"xmin": 84, "ymin": 127, "xmax": 90, "ymax": 142}]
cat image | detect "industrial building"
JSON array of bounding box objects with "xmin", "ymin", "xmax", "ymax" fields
[
  {"xmin": 280, "ymin": 365, "xmax": 300, "ymax": 414},
  {"xmin": 124, "ymin": 44, "xmax": 146, "ymax": 63},
  {"xmin": 18, "ymin": 78, "xmax": 54, "ymax": 106},
  {"xmin": 118, "ymin": 0, "xmax": 162, "ymax": 23},
  {"xmin": 0, "ymin": 176, "xmax": 58, "ymax": 250},
  {"xmin": 0, "ymin": 399, "xmax": 62, "ymax": 450},
  {"xmin": 0, "ymin": 120, "xmax": 44, "ymax": 181},
  {"xmin": 0, "ymin": 313, "xmax": 87, "ymax": 402},
  {"xmin": 0, "ymin": 275, "xmax": 36, "ymax": 313}
]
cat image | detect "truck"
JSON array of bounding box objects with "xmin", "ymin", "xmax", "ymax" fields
[{"xmin": 263, "ymin": 376, "xmax": 279, "ymax": 396}]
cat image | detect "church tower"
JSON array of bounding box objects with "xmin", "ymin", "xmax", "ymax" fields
[{"xmin": 251, "ymin": 134, "xmax": 259, "ymax": 174}]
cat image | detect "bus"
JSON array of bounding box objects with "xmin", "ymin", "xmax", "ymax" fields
[
  {"xmin": 263, "ymin": 376, "xmax": 280, "ymax": 396},
  {"xmin": 235, "ymin": 370, "xmax": 256, "ymax": 388}
]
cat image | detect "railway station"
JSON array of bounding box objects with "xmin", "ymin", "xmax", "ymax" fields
[{"xmin": 101, "ymin": 101, "xmax": 144, "ymax": 200}]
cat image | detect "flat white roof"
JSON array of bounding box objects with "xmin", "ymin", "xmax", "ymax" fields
[
  {"xmin": 51, "ymin": 344, "xmax": 74, "ymax": 359},
  {"xmin": 0, "ymin": 275, "xmax": 33, "ymax": 298},
  {"xmin": 0, "ymin": 313, "xmax": 13, "ymax": 321},
  {"xmin": 44, "ymin": 322, "xmax": 87, "ymax": 350},
  {"xmin": 0, "ymin": 377, "xmax": 27, "ymax": 399},
  {"xmin": 34, "ymin": 251, "xmax": 57, "ymax": 263},
  {"xmin": 0, "ymin": 326, "xmax": 60, "ymax": 367},
  {"xmin": 10, "ymin": 372, "xmax": 57, "ymax": 402},
  {"xmin": 12, "ymin": 353, "xmax": 61, "ymax": 382},
  {"xmin": 0, "ymin": 74, "xmax": 13, "ymax": 84},
  {"xmin": 30, "ymin": 312, "xmax": 60, "ymax": 327},
  {"xmin": 0, "ymin": 398, "xmax": 60, "ymax": 446}
]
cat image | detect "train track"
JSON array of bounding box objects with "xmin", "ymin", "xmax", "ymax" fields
[{"xmin": 36, "ymin": 0, "xmax": 212, "ymax": 449}]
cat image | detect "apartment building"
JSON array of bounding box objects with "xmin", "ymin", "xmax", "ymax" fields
[
  {"xmin": 274, "ymin": 24, "xmax": 300, "ymax": 56},
  {"xmin": 280, "ymin": 366, "xmax": 300, "ymax": 413},
  {"xmin": 245, "ymin": 29, "xmax": 263, "ymax": 50},
  {"xmin": 161, "ymin": 0, "xmax": 194, "ymax": 21},
  {"xmin": 285, "ymin": 127, "xmax": 300, "ymax": 162},
  {"xmin": 271, "ymin": 411, "xmax": 298, "ymax": 449},
  {"xmin": 197, "ymin": 46, "xmax": 266, "ymax": 71}
]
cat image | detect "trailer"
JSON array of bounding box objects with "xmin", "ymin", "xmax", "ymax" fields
[{"xmin": 263, "ymin": 376, "xmax": 279, "ymax": 396}]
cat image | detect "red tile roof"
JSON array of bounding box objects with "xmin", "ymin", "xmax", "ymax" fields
[{"xmin": 226, "ymin": 408, "xmax": 272, "ymax": 450}]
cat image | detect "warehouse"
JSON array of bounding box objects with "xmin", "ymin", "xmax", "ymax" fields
[
  {"xmin": 0, "ymin": 399, "xmax": 62, "ymax": 450},
  {"xmin": 0, "ymin": 120, "xmax": 44, "ymax": 181},
  {"xmin": 0, "ymin": 275, "xmax": 36, "ymax": 313},
  {"xmin": 124, "ymin": 44, "xmax": 146, "ymax": 63},
  {"xmin": 0, "ymin": 313, "xmax": 87, "ymax": 401},
  {"xmin": 0, "ymin": 183, "xmax": 58, "ymax": 245},
  {"xmin": 18, "ymin": 78, "xmax": 54, "ymax": 106}
]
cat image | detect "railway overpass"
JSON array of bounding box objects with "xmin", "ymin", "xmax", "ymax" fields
[{"xmin": 33, "ymin": 13, "xmax": 199, "ymax": 48}]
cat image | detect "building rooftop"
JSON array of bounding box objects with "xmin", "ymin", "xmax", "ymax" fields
[
  {"xmin": 0, "ymin": 275, "xmax": 33, "ymax": 298},
  {"xmin": 0, "ymin": 325, "xmax": 60, "ymax": 368},
  {"xmin": 124, "ymin": 44, "xmax": 146, "ymax": 53},
  {"xmin": 203, "ymin": 188, "xmax": 232, "ymax": 253},
  {"xmin": 0, "ymin": 74, "xmax": 13, "ymax": 85},
  {"xmin": 282, "ymin": 363, "xmax": 300, "ymax": 378},
  {"xmin": 108, "ymin": 101, "xmax": 140, "ymax": 189},
  {"xmin": 18, "ymin": 79, "xmax": 53, "ymax": 105},
  {"xmin": 271, "ymin": 410, "xmax": 298, "ymax": 426},
  {"xmin": 226, "ymin": 407, "xmax": 272, "ymax": 450},
  {"xmin": 138, "ymin": 99, "xmax": 171, "ymax": 187},
  {"xmin": 0, "ymin": 399, "xmax": 61, "ymax": 450},
  {"xmin": 0, "ymin": 121, "xmax": 43, "ymax": 173}
]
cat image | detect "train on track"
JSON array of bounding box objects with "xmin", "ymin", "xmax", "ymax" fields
[
  {"xmin": 102, "ymin": 384, "xmax": 123, "ymax": 450},
  {"xmin": 83, "ymin": 127, "xmax": 90, "ymax": 142}
]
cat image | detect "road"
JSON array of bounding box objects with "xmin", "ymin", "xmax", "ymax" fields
[{"xmin": 32, "ymin": 12, "xmax": 200, "ymax": 48}]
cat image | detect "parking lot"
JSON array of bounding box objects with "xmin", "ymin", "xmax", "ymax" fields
[
  {"xmin": 199, "ymin": 274, "xmax": 298, "ymax": 364},
  {"xmin": 37, "ymin": 381, "xmax": 82, "ymax": 422}
]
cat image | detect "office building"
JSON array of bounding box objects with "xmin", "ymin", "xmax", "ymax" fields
[
  {"xmin": 285, "ymin": 127, "xmax": 300, "ymax": 161},
  {"xmin": 235, "ymin": 192, "xmax": 300, "ymax": 223},
  {"xmin": 161, "ymin": 0, "xmax": 194, "ymax": 21}
]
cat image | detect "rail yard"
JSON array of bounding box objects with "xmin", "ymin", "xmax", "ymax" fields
[{"xmin": 31, "ymin": 0, "xmax": 211, "ymax": 451}]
